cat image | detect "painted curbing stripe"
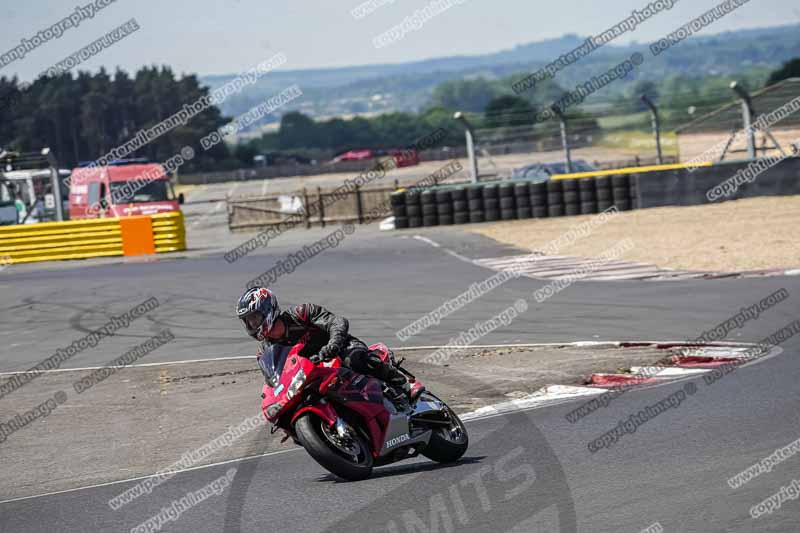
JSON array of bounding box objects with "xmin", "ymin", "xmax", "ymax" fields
[
  {"xmin": 628, "ymin": 366, "xmax": 710, "ymax": 377},
  {"xmin": 461, "ymin": 384, "xmax": 609, "ymax": 421},
  {"xmin": 588, "ymin": 373, "xmax": 663, "ymax": 386}
]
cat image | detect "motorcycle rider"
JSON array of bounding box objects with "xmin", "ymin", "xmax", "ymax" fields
[{"xmin": 236, "ymin": 287, "xmax": 424, "ymax": 401}]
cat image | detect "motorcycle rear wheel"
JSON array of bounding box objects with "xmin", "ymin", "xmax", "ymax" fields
[
  {"xmin": 295, "ymin": 414, "xmax": 374, "ymax": 481},
  {"xmin": 421, "ymin": 404, "xmax": 469, "ymax": 463}
]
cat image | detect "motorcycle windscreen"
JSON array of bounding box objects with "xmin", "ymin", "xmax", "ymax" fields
[{"xmin": 258, "ymin": 344, "xmax": 292, "ymax": 386}]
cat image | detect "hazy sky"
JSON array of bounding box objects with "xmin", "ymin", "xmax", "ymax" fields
[{"xmin": 2, "ymin": 0, "xmax": 799, "ymax": 81}]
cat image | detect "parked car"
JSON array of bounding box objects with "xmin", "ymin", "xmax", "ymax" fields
[
  {"xmin": 511, "ymin": 160, "xmax": 596, "ymax": 182},
  {"xmin": 330, "ymin": 148, "xmax": 419, "ymax": 167},
  {"xmin": 331, "ymin": 149, "xmax": 374, "ymax": 163}
]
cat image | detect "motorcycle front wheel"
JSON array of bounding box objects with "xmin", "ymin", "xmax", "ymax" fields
[
  {"xmin": 420, "ymin": 403, "xmax": 469, "ymax": 463},
  {"xmin": 294, "ymin": 414, "xmax": 374, "ymax": 481}
]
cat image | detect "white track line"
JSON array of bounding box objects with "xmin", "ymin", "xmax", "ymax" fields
[
  {"xmin": 0, "ymin": 342, "xmax": 625, "ymax": 376},
  {"xmin": 0, "ymin": 448, "xmax": 298, "ymax": 506}
]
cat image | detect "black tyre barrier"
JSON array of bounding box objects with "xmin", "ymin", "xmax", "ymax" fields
[
  {"xmin": 437, "ymin": 202, "xmax": 453, "ymax": 215},
  {"xmin": 453, "ymin": 200, "xmax": 469, "ymax": 212},
  {"xmin": 498, "ymin": 183, "xmax": 515, "ymax": 198},
  {"xmin": 612, "ymin": 186, "xmax": 630, "ymax": 202},
  {"xmin": 467, "ymin": 186, "xmax": 483, "ymax": 199},
  {"xmin": 390, "ymin": 191, "xmax": 405, "ymax": 206},
  {"xmin": 611, "ymin": 174, "xmax": 630, "ymax": 188},
  {"xmin": 500, "ymin": 197, "xmax": 515, "ymax": 209},
  {"xmin": 435, "ymin": 190, "xmax": 452, "ymax": 203},
  {"xmin": 454, "ymin": 212, "xmax": 470, "ymax": 224},
  {"xmin": 629, "ymin": 179, "xmax": 639, "ymax": 207},
  {"xmin": 594, "ymin": 176, "xmax": 611, "ymax": 190},
  {"xmin": 597, "ymin": 200, "xmax": 614, "ymax": 212},
  {"xmin": 564, "ymin": 191, "xmax": 579, "ymax": 204},
  {"xmin": 597, "ymin": 188, "xmax": 612, "ymax": 201},
  {"xmin": 615, "ymin": 199, "xmax": 632, "ymax": 211},
  {"xmin": 530, "ymin": 193, "xmax": 547, "ymax": 206},
  {"xmin": 562, "ymin": 179, "xmax": 578, "ymax": 192},
  {"xmin": 394, "ymin": 175, "xmax": 646, "ymax": 230}
]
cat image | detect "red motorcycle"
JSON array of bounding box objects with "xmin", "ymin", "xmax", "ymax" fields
[{"xmin": 259, "ymin": 341, "xmax": 469, "ymax": 481}]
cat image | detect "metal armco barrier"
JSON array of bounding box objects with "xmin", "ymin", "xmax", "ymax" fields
[{"xmin": 0, "ymin": 211, "xmax": 186, "ymax": 264}]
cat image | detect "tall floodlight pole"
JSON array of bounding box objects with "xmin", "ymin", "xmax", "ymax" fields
[
  {"xmin": 550, "ymin": 105, "xmax": 573, "ymax": 173},
  {"xmin": 730, "ymin": 82, "xmax": 756, "ymax": 159},
  {"xmin": 641, "ymin": 94, "xmax": 663, "ymax": 165},
  {"xmin": 454, "ymin": 111, "xmax": 479, "ymax": 183}
]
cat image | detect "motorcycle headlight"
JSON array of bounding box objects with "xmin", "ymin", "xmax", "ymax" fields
[{"xmin": 287, "ymin": 369, "xmax": 306, "ymax": 399}]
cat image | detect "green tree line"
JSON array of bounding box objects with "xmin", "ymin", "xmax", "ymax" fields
[
  {"xmin": 1, "ymin": 58, "xmax": 796, "ymax": 171},
  {"xmin": 0, "ymin": 67, "xmax": 233, "ymax": 170}
]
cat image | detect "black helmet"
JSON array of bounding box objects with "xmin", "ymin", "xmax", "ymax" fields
[{"xmin": 236, "ymin": 287, "xmax": 280, "ymax": 341}]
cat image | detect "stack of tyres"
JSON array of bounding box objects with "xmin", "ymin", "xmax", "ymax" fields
[
  {"xmin": 391, "ymin": 191, "xmax": 408, "ymax": 229},
  {"xmin": 436, "ymin": 189, "xmax": 453, "ymax": 225},
  {"xmin": 483, "ymin": 184, "xmax": 500, "ymax": 222},
  {"xmin": 468, "ymin": 186, "xmax": 484, "ymax": 223},
  {"xmin": 514, "ymin": 182, "xmax": 532, "ymax": 219},
  {"xmin": 406, "ymin": 190, "xmax": 422, "ymax": 227},
  {"xmin": 611, "ymin": 175, "xmax": 632, "ymax": 211},
  {"xmin": 530, "ymin": 182, "xmax": 548, "ymax": 218},
  {"xmin": 421, "ymin": 190, "xmax": 438, "ymax": 226},
  {"xmin": 595, "ymin": 176, "xmax": 614, "ymax": 212},
  {"xmin": 579, "ymin": 178, "xmax": 597, "ymax": 214},
  {"xmin": 629, "ymin": 174, "xmax": 640, "ymax": 209},
  {"xmin": 546, "ymin": 180, "xmax": 564, "ymax": 217},
  {"xmin": 452, "ymin": 187, "xmax": 469, "ymax": 225},
  {"xmin": 499, "ymin": 183, "xmax": 517, "ymax": 220},
  {"xmin": 562, "ymin": 179, "xmax": 579, "ymax": 216}
]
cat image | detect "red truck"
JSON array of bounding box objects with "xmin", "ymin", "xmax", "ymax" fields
[{"xmin": 68, "ymin": 160, "xmax": 183, "ymax": 219}]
